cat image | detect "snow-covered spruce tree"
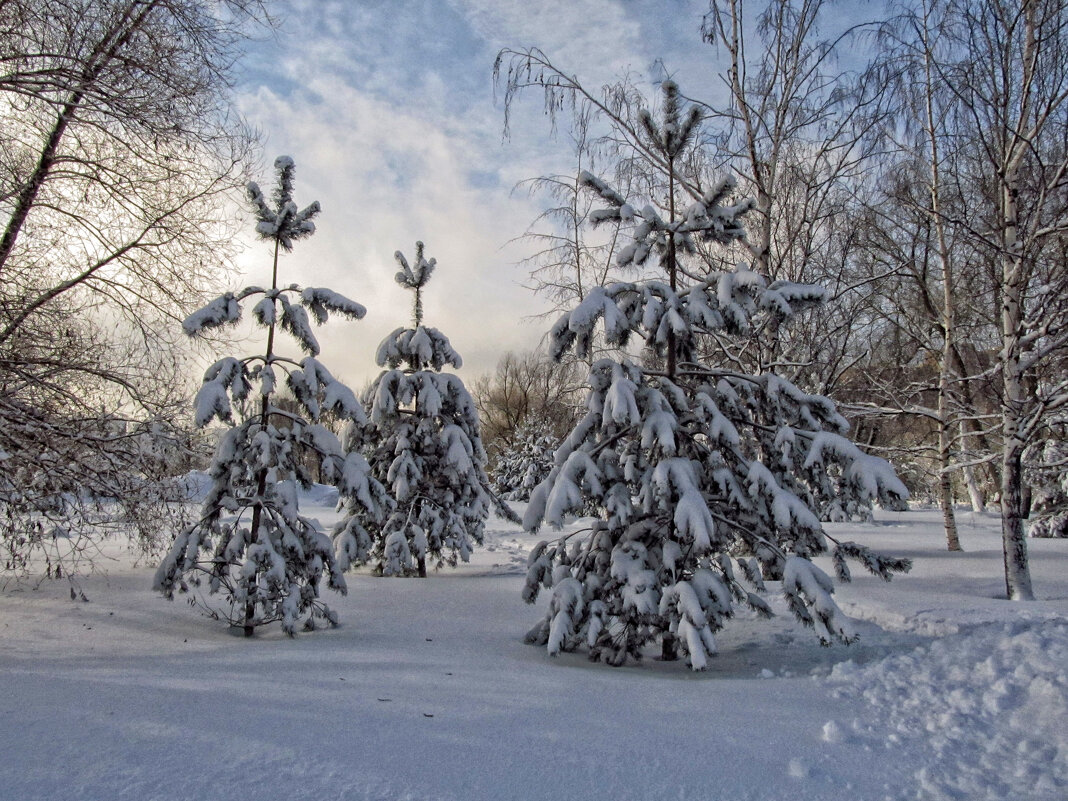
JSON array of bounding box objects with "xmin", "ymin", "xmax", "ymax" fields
[
  {"xmin": 154, "ymin": 156, "xmax": 389, "ymax": 635},
  {"xmin": 1026, "ymin": 415, "xmax": 1068, "ymax": 539},
  {"xmin": 336, "ymin": 242, "xmax": 516, "ymax": 577},
  {"xmin": 522, "ymin": 81, "xmax": 911, "ymax": 670},
  {"xmin": 492, "ymin": 415, "xmax": 560, "ymax": 502}
]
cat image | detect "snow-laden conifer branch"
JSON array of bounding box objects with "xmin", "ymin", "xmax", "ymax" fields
[
  {"xmin": 278, "ymin": 295, "xmax": 319, "ymax": 355},
  {"xmin": 547, "ymin": 267, "xmax": 826, "ymax": 364},
  {"xmin": 301, "ymin": 288, "xmax": 367, "ymax": 323},
  {"xmin": 183, "ymin": 293, "xmax": 241, "ymax": 336},
  {"xmin": 376, "ymin": 326, "xmax": 463, "ymax": 372},
  {"xmin": 192, "ymin": 357, "xmax": 250, "ymax": 427}
]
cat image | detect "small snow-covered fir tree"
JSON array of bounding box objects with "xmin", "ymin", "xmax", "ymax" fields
[
  {"xmin": 1026, "ymin": 416, "xmax": 1068, "ymax": 538},
  {"xmin": 492, "ymin": 415, "xmax": 560, "ymax": 502},
  {"xmin": 522, "ymin": 82, "xmax": 911, "ymax": 670},
  {"xmin": 336, "ymin": 242, "xmax": 516, "ymax": 577},
  {"xmin": 154, "ymin": 156, "xmax": 389, "ymax": 635}
]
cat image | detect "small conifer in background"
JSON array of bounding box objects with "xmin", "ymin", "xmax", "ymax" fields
[
  {"xmin": 492, "ymin": 415, "xmax": 560, "ymax": 502},
  {"xmin": 337, "ymin": 242, "xmax": 517, "ymax": 577}
]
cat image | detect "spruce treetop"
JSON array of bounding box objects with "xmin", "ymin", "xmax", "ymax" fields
[
  {"xmin": 394, "ymin": 240, "xmax": 436, "ymax": 327},
  {"xmin": 639, "ymin": 79, "xmax": 702, "ymax": 160},
  {"xmin": 376, "ymin": 241, "xmax": 462, "ymax": 372},
  {"xmin": 248, "ymin": 156, "xmax": 322, "ymax": 252}
]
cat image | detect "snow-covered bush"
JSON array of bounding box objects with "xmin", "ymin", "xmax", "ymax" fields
[
  {"xmin": 0, "ymin": 414, "xmax": 201, "ymax": 583},
  {"xmin": 337, "ymin": 242, "xmax": 516, "ymax": 577},
  {"xmin": 1026, "ymin": 418, "xmax": 1068, "ymax": 538},
  {"xmin": 154, "ymin": 157, "xmax": 389, "ymax": 635},
  {"xmin": 522, "ymin": 82, "xmax": 911, "ymax": 669},
  {"xmin": 491, "ymin": 415, "xmax": 560, "ymax": 501}
]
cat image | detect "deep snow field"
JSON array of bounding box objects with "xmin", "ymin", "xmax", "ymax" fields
[{"xmin": 1, "ymin": 497, "xmax": 1065, "ymax": 801}]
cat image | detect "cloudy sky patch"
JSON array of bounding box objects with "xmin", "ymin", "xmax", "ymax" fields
[{"xmin": 230, "ymin": 0, "xmax": 718, "ymax": 385}]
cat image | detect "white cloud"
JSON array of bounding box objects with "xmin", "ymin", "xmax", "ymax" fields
[
  {"xmin": 229, "ymin": 0, "xmax": 722, "ymax": 387},
  {"xmin": 455, "ymin": 0, "xmax": 649, "ymax": 84},
  {"xmin": 235, "ymin": 75, "xmax": 549, "ymax": 386}
]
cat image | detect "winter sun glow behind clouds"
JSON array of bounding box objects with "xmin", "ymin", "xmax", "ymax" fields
[{"xmin": 230, "ymin": 0, "xmax": 720, "ymax": 386}]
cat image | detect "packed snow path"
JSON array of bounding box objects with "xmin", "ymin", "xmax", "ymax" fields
[{"xmin": 0, "ymin": 507, "xmax": 1064, "ymax": 801}]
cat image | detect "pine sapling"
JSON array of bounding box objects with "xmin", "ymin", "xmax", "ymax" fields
[
  {"xmin": 155, "ymin": 156, "xmax": 389, "ymax": 635},
  {"xmin": 522, "ymin": 82, "xmax": 911, "ymax": 670},
  {"xmin": 337, "ymin": 242, "xmax": 518, "ymax": 577}
]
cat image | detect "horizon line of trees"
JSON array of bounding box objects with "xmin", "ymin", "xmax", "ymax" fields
[{"xmin": 1, "ymin": 0, "xmax": 1064, "ymax": 611}]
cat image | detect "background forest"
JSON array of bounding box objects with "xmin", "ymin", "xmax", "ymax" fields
[{"xmin": 1, "ymin": 0, "xmax": 1066, "ymax": 611}]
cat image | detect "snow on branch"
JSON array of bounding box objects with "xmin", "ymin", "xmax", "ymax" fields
[
  {"xmin": 376, "ymin": 326, "xmax": 463, "ymax": 371},
  {"xmin": 804, "ymin": 432, "xmax": 910, "ymax": 508},
  {"xmin": 546, "ymin": 577, "xmax": 584, "ymax": 656},
  {"xmin": 578, "ymin": 170, "xmax": 627, "ymax": 207},
  {"xmin": 193, "ymin": 357, "xmax": 250, "ymax": 427},
  {"xmin": 301, "ymin": 288, "xmax": 367, "ymax": 323},
  {"xmin": 659, "ymin": 569, "xmax": 733, "ymax": 670},
  {"xmin": 183, "ymin": 293, "xmax": 241, "ymax": 336},
  {"xmin": 542, "ymin": 451, "xmax": 601, "ymax": 527},
  {"xmin": 278, "ymin": 295, "xmax": 320, "ymax": 355},
  {"xmin": 546, "ymin": 266, "xmax": 826, "ymax": 367},
  {"xmin": 782, "ymin": 557, "xmax": 857, "ymax": 645}
]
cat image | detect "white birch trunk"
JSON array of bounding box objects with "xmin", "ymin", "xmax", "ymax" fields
[
  {"xmin": 960, "ymin": 420, "xmax": 987, "ymax": 514},
  {"xmin": 998, "ymin": 0, "xmax": 1037, "ymax": 601}
]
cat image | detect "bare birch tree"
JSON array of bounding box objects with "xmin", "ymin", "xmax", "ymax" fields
[
  {"xmin": 874, "ymin": 0, "xmax": 1068, "ymax": 598},
  {"xmin": 0, "ymin": 0, "xmax": 266, "ymax": 577}
]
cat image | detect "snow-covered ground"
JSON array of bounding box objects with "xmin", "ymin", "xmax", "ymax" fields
[{"xmin": 0, "ymin": 501, "xmax": 1065, "ymax": 801}]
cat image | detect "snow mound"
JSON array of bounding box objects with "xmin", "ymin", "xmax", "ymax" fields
[{"xmin": 828, "ymin": 620, "xmax": 1068, "ymax": 800}]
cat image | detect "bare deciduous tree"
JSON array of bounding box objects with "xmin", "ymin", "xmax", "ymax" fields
[
  {"xmin": 472, "ymin": 349, "xmax": 584, "ymax": 468},
  {"xmin": 0, "ymin": 0, "xmax": 267, "ymax": 578},
  {"xmin": 870, "ymin": 0, "xmax": 1068, "ymax": 599}
]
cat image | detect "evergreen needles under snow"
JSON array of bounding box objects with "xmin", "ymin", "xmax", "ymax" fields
[
  {"xmin": 522, "ymin": 82, "xmax": 910, "ymax": 670},
  {"xmin": 491, "ymin": 415, "xmax": 560, "ymax": 502},
  {"xmin": 154, "ymin": 157, "xmax": 388, "ymax": 635},
  {"xmin": 336, "ymin": 242, "xmax": 517, "ymax": 578}
]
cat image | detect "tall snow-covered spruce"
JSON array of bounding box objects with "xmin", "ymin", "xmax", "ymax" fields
[
  {"xmin": 522, "ymin": 82, "xmax": 911, "ymax": 669},
  {"xmin": 154, "ymin": 156, "xmax": 388, "ymax": 635},
  {"xmin": 336, "ymin": 242, "xmax": 516, "ymax": 577}
]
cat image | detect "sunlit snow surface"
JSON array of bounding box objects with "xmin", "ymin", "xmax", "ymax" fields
[{"xmin": 0, "ymin": 499, "xmax": 1064, "ymax": 801}]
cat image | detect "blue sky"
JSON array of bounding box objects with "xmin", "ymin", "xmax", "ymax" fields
[{"xmin": 232, "ymin": 0, "xmax": 724, "ymax": 385}]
